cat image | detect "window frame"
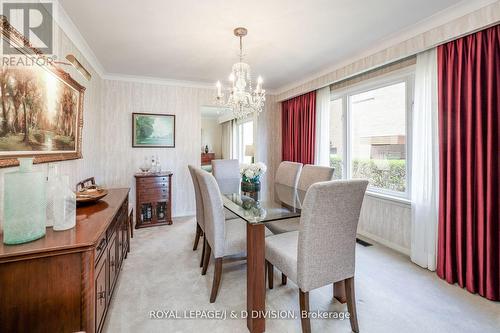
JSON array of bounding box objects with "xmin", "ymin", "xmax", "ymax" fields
[{"xmin": 330, "ymin": 67, "xmax": 414, "ymax": 199}]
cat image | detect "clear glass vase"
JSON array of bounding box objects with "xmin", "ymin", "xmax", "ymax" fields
[
  {"xmin": 3, "ymin": 158, "xmax": 46, "ymax": 245},
  {"xmin": 46, "ymin": 166, "xmax": 76, "ymax": 231},
  {"xmin": 50, "ymin": 175, "xmax": 76, "ymax": 231}
]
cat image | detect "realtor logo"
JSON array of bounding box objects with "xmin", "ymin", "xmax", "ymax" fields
[{"xmin": 2, "ymin": 1, "xmax": 53, "ymax": 54}]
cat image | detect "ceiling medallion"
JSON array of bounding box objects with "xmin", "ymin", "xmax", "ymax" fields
[{"xmin": 215, "ymin": 27, "xmax": 265, "ymax": 119}]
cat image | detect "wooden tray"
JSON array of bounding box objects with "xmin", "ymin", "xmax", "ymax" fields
[{"xmin": 76, "ymin": 189, "xmax": 109, "ymax": 204}]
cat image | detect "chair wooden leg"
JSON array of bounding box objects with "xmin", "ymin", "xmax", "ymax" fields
[
  {"xmin": 266, "ymin": 260, "xmax": 274, "ymax": 289},
  {"xmin": 201, "ymin": 241, "xmax": 211, "ymax": 276},
  {"xmin": 345, "ymin": 277, "xmax": 359, "ymax": 333},
  {"xmin": 199, "ymin": 236, "xmax": 206, "ymax": 268},
  {"xmin": 282, "ymin": 273, "xmax": 287, "ymax": 285},
  {"xmin": 299, "ymin": 289, "xmax": 311, "ymax": 333},
  {"xmin": 209, "ymin": 258, "xmax": 223, "ymax": 303},
  {"xmin": 193, "ymin": 223, "xmax": 202, "ymax": 251},
  {"xmin": 334, "ymin": 280, "xmax": 347, "ymax": 303}
]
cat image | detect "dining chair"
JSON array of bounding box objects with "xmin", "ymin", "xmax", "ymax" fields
[
  {"xmin": 194, "ymin": 168, "xmax": 249, "ymax": 303},
  {"xmin": 265, "ymin": 180, "xmax": 368, "ymax": 333},
  {"xmin": 188, "ymin": 165, "xmax": 206, "ymax": 267},
  {"xmin": 211, "ymin": 159, "xmax": 241, "ymax": 194},
  {"xmin": 267, "ymin": 164, "xmax": 334, "ymax": 235},
  {"xmin": 275, "ymin": 161, "xmax": 303, "ymax": 188},
  {"xmin": 297, "ymin": 165, "xmax": 335, "ymax": 191}
]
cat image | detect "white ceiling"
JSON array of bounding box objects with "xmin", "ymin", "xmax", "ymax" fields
[{"xmin": 60, "ymin": 0, "xmax": 466, "ymax": 90}]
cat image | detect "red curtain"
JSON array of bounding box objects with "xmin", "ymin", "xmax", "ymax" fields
[
  {"xmin": 437, "ymin": 25, "xmax": 499, "ymax": 301},
  {"xmin": 282, "ymin": 91, "xmax": 316, "ymax": 164}
]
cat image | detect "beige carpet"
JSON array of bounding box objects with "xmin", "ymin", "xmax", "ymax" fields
[{"xmin": 103, "ymin": 216, "xmax": 500, "ymax": 333}]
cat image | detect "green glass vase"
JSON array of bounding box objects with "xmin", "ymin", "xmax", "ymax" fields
[{"xmin": 3, "ymin": 158, "xmax": 46, "ymax": 245}]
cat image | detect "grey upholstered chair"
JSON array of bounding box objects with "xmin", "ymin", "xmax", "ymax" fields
[
  {"xmin": 275, "ymin": 161, "xmax": 303, "ymax": 188},
  {"xmin": 194, "ymin": 168, "xmax": 248, "ymax": 303},
  {"xmin": 188, "ymin": 165, "xmax": 206, "ymax": 266},
  {"xmin": 267, "ymin": 164, "xmax": 334, "ymax": 235},
  {"xmin": 265, "ymin": 180, "xmax": 368, "ymax": 333},
  {"xmin": 271, "ymin": 161, "xmax": 303, "ymax": 217},
  {"xmin": 297, "ymin": 165, "xmax": 335, "ymax": 191},
  {"xmin": 211, "ymin": 159, "xmax": 241, "ymax": 194}
]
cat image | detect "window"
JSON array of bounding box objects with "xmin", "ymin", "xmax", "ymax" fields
[
  {"xmin": 236, "ymin": 120, "xmax": 254, "ymax": 164},
  {"xmin": 329, "ymin": 72, "xmax": 413, "ymax": 198}
]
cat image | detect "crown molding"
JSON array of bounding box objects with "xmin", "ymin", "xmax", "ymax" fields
[
  {"xmin": 274, "ymin": 0, "xmax": 499, "ymax": 96},
  {"xmin": 102, "ymin": 73, "xmax": 220, "ymax": 89},
  {"xmin": 102, "ymin": 73, "xmax": 279, "ymax": 93}
]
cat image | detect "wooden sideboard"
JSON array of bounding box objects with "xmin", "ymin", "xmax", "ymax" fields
[
  {"xmin": 135, "ymin": 172, "xmax": 173, "ymax": 228},
  {"xmin": 201, "ymin": 152, "xmax": 215, "ymax": 166},
  {"xmin": 0, "ymin": 188, "xmax": 130, "ymax": 333}
]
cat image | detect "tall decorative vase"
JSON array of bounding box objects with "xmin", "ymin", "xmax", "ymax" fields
[
  {"xmin": 47, "ymin": 165, "xmax": 76, "ymax": 231},
  {"xmin": 3, "ymin": 158, "xmax": 46, "ymax": 244},
  {"xmin": 52, "ymin": 175, "xmax": 76, "ymax": 231}
]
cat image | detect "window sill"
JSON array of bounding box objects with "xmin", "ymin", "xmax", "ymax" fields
[{"xmin": 365, "ymin": 191, "xmax": 411, "ymax": 207}]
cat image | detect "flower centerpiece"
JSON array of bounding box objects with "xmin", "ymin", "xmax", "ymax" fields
[{"xmin": 240, "ymin": 162, "xmax": 267, "ymax": 192}]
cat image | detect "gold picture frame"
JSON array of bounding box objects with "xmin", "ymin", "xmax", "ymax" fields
[{"xmin": 0, "ymin": 16, "xmax": 85, "ymax": 168}]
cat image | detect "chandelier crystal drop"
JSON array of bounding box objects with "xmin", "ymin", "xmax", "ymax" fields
[{"xmin": 215, "ymin": 27, "xmax": 265, "ymax": 119}]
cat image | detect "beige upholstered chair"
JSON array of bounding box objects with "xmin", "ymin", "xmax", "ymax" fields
[
  {"xmin": 297, "ymin": 165, "xmax": 335, "ymax": 191},
  {"xmin": 267, "ymin": 164, "xmax": 334, "ymax": 235},
  {"xmin": 188, "ymin": 165, "xmax": 206, "ymax": 266},
  {"xmin": 210, "ymin": 159, "xmax": 240, "ymax": 220},
  {"xmin": 265, "ymin": 180, "xmax": 368, "ymax": 333},
  {"xmin": 194, "ymin": 168, "xmax": 248, "ymax": 303},
  {"xmin": 275, "ymin": 161, "xmax": 303, "ymax": 187},
  {"xmin": 211, "ymin": 159, "xmax": 241, "ymax": 194},
  {"xmin": 271, "ymin": 161, "xmax": 303, "ymax": 218}
]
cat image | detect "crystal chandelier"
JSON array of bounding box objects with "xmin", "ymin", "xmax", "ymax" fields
[{"xmin": 215, "ymin": 27, "xmax": 265, "ymax": 119}]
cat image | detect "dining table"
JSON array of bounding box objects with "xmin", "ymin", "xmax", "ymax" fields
[{"xmin": 221, "ymin": 182, "xmax": 347, "ymax": 333}]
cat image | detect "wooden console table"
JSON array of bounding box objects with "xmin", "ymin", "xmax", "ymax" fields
[
  {"xmin": 0, "ymin": 188, "xmax": 130, "ymax": 333},
  {"xmin": 134, "ymin": 171, "xmax": 173, "ymax": 228}
]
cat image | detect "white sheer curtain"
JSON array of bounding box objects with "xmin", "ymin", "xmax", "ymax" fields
[
  {"xmin": 411, "ymin": 48, "xmax": 439, "ymax": 271},
  {"xmin": 314, "ymin": 86, "xmax": 330, "ymax": 166}
]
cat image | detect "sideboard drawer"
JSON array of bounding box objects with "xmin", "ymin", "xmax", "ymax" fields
[{"xmin": 95, "ymin": 234, "xmax": 107, "ymax": 264}]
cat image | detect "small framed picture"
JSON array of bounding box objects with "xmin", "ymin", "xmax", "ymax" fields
[{"xmin": 132, "ymin": 113, "xmax": 175, "ymax": 148}]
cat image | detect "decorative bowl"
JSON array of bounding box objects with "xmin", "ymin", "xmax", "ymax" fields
[{"xmin": 76, "ymin": 188, "xmax": 108, "ymax": 205}]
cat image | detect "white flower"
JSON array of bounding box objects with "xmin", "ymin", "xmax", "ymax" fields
[
  {"xmin": 240, "ymin": 163, "xmax": 250, "ymax": 176},
  {"xmin": 244, "ymin": 169, "xmax": 255, "ymax": 179},
  {"xmin": 240, "ymin": 162, "xmax": 267, "ymax": 179},
  {"xmin": 256, "ymin": 162, "xmax": 267, "ymax": 174}
]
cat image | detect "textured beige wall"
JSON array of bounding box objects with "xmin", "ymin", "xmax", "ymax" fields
[
  {"xmin": 256, "ymin": 95, "xmax": 281, "ymax": 201},
  {"xmin": 100, "ymin": 80, "xmax": 213, "ymax": 217},
  {"xmin": 100, "ymin": 79, "xmax": 281, "ymax": 217},
  {"xmin": 358, "ymin": 196, "xmax": 411, "ymax": 254}
]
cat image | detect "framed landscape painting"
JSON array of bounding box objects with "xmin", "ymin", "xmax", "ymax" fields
[
  {"xmin": 132, "ymin": 113, "xmax": 175, "ymax": 148},
  {"xmin": 0, "ymin": 17, "xmax": 85, "ymax": 167}
]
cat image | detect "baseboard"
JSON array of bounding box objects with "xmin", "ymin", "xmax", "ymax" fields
[
  {"xmin": 357, "ymin": 230, "xmax": 411, "ymax": 257},
  {"xmin": 173, "ymin": 212, "xmax": 196, "ymax": 219}
]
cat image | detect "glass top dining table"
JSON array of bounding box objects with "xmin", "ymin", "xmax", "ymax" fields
[
  {"xmin": 218, "ymin": 180, "xmax": 310, "ymax": 333},
  {"xmin": 221, "ymin": 182, "xmax": 306, "ymax": 224}
]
